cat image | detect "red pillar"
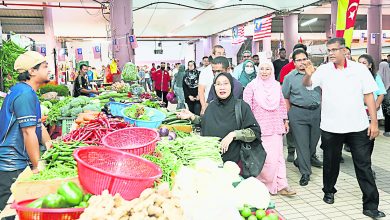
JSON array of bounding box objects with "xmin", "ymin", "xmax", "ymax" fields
[
  {"xmin": 110, "ymin": 0, "xmax": 135, "ymax": 70},
  {"xmin": 283, "ymin": 14, "xmax": 298, "ymax": 56},
  {"xmin": 367, "ymin": 0, "xmax": 382, "ymax": 66},
  {"xmin": 43, "ymin": 5, "xmax": 57, "ymax": 82}
]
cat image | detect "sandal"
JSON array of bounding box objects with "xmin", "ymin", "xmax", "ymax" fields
[{"xmin": 278, "ymin": 187, "xmax": 296, "ymax": 196}]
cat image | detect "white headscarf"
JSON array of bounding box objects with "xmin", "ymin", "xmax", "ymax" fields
[{"xmin": 378, "ymin": 62, "xmax": 390, "ymax": 91}]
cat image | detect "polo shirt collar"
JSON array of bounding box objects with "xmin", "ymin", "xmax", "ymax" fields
[{"xmin": 333, "ymin": 59, "xmax": 348, "ymax": 69}]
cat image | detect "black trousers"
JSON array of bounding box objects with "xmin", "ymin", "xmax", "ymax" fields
[
  {"xmin": 384, "ymin": 114, "xmax": 390, "ymax": 132},
  {"xmin": 186, "ymin": 100, "xmax": 201, "ymax": 115},
  {"xmin": 0, "ymin": 169, "xmax": 24, "ymax": 211},
  {"xmin": 156, "ymin": 90, "xmax": 168, "ymax": 108},
  {"xmin": 321, "ymin": 129, "xmax": 379, "ymax": 210}
]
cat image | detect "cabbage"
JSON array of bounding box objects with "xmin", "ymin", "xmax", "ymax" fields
[{"xmin": 40, "ymin": 105, "xmax": 50, "ymax": 116}]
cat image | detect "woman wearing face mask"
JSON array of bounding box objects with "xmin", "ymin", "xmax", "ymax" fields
[
  {"xmin": 358, "ymin": 54, "xmax": 387, "ymax": 121},
  {"xmin": 176, "ymin": 73, "xmax": 263, "ymax": 164},
  {"xmin": 239, "ymin": 60, "xmax": 257, "ymax": 87},
  {"xmin": 183, "ymin": 61, "xmax": 201, "ymax": 115},
  {"xmin": 377, "ymin": 61, "xmax": 390, "ymax": 136},
  {"xmin": 243, "ymin": 61, "xmax": 296, "ymax": 196}
]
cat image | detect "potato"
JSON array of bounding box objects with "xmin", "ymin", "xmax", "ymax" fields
[
  {"xmin": 147, "ymin": 205, "xmax": 163, "ymax": 217},
  {"xmin": 140, "ymin": 188, "xmax": 155, "ymax": 200}
]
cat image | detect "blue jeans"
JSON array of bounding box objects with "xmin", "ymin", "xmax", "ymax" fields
[{"xmin": 174, "ymin": 87, "xmax": 186, "ymax": 110}]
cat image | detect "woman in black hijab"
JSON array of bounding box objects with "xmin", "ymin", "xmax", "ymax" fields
[
  {"xmin": 183, "ymin": 61, "xmax": 201, "ymax": 115},
  {"xmin": 177, "ymin": 73, "xmax": 261, "ymax": 162}
]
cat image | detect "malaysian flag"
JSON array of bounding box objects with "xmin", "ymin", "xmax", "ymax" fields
[
  {"xmin": 253, "ymin": 15, "xmax": 272, "ymax": 42},
  {"xmin": 232, "ymin": 25, "xmax": 246, "ymax": 45}
]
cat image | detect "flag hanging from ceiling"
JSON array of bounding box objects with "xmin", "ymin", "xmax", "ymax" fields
[
  {"xmin": 75, "ymin": 48, "xmax": 83, "ymax": 62},
  {"xmin": 58, "ymin": 48, "xmax": 66, "ymax": 61},
  {"xmin": 93, "ymin": 46, "xmax": 101, "ymax": 59},
  {"xmin": 253, "ymin": 15, "xmax": 272, "ymax": 42},
  {"xmin": 232, "ymin": 25, "xmax": 246, "ymax": 45},
  {"xmin": 336, "ymin": 0, "xmax": 360, "ymax": 47}
]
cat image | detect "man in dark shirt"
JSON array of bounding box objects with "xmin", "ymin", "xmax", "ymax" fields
[
  {"xmin": 273, "ymin": 48, "xmax": 289, "ymax": 81},
  {"xmin": 207, "ymin": 56, "xmax": 243, "ymax": 103},
  {"xmin": 73, "ymin": 64, "xmax": 99, "ymax": 97},
  {"xmin": 252, "ymin": 54, "xmax": 260, "ymax": 67}
]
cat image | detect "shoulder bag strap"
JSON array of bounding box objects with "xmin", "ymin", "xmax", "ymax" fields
[{"xmin": 234, "ymin": 100, "xmax": 243, "ymax": 129}]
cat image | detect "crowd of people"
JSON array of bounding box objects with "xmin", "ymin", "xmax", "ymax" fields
[{"xmin": 175, "ymin": 37, "xmax": 389, "ymax": 219}]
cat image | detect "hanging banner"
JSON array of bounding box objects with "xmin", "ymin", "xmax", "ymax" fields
[
  {"xmin": 129, "ymin": 35, "xmax": 138, "ymax": 49},
  {"xmin": 75, "ymin": 48, "xmax": 83, "ymax": 62},
  {"xmin": 58, "ymin": 48, "xmax": 66, "ymax": 61},
  {"xmin": 40, "ymin": 47, "xmax": 46, "ymax": 56},
  {"xmin": 93, "ymin": 46, "xmax": 101, "ymax": 59},
  {"xmin": 336, "ymin": 0, "xmax": 360, "ymax": 47},
  {"xmin": 359, "ymin": 32, "xmax": 365, "ymax": 44},
  {"xmin": 370, "ymin": 33, "xmax": 376, "ymax": 45}
]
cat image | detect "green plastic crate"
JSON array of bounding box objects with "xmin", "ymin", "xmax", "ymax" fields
[{"xmin": 61, "ymin": 117, "xmax": 76, "ymax": 135}]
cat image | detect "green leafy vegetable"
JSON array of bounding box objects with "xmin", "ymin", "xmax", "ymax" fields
[{"xmin": 123, "ymin": 104, "xmax": 153, "ymax": 121}]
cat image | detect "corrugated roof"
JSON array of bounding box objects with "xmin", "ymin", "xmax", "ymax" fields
[{"xmin": 0, "ymin": 9, "xmax": 44, "ymax": 34}]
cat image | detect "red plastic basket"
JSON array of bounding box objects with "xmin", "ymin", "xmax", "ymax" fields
[
  {"xmin": 101, "ymin": 127, "xmax": 159, "ymax": 155},
  {"xmin": 73, "ymin": 147, "xmax": 162, "ymax": 200},
  {"xmin": 11, "ymin": 198, "xmax": 84, "ymax": 220}
]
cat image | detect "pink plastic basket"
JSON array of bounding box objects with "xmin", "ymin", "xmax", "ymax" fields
[
  {"xmin": 11, "ymin": 199, "xmax": 84, "ymax": 220},
  {"xmin": 73, "ymin": 147, "xmax": 162, "ymax": 200},
  {"xmin": 101, "ymin": 127, "xmax": 159, "ymax": 155}
]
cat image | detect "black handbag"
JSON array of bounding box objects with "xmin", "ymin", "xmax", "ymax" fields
[{"xmin": 234, "ymin": 100, "xmax": 267, "ymax": 179}]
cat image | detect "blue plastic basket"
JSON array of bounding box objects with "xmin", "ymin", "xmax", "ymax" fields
[
  {"xmin": 121, "ymin": 107, "xmax": 166, "ymax": 128},
  {"xmin": 109, "ymin": 102, "xmax": 132, "ymax": 117}
]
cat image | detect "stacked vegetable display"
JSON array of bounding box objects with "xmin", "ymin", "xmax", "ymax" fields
[
  {"xmin": 62, "ymin": 114, "xmax": 132, "ymax": 144},
  {"xmin": 79, "ymin": 183, "xmax": 185, "ymax": 220},
  {"xmin": 27, "ymin": 142, "xmax": 86, "ymax": 181},
  {"xmin": 27, "ymin": 181, "xmax": 90, "ymax": 208},
  {"xmin": 142, "ymin": 134, "xmax": 223, "ymax": 188},
  {"xmin": 0, "ymin": 40, "xmax": 26, "ymax": 91}
]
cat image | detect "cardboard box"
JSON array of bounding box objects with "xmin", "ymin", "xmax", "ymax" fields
[
  {"xmin": 162, "ymin": 124, "xmax": 193, "ymax": 133},
  {"xmin": 10, "ymin": 167, "xmax": 81, "ymax": 202}
]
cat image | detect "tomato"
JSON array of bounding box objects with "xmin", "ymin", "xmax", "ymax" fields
[
  {"xmin": 256, "ymin": 209, "xmax": 266, "ymax": 219},
  {"xmin": 240, "ymin": 207, "xmax": 252, "ymax": 218}
]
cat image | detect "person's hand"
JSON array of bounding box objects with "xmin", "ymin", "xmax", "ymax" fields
[
  {"xmin": 304, "ymin": 60, "xmax": 315, "ymax": 76},
  {"xmin": 367, "ymin": 122, "xmax": 379, "ymax": 140},
  {"xmin": 176, "ymin": 109, "xmax": 194, "ymax": 120},
  {"xmin": 189, "ymin": 96, "xmax": 195, "ymax": 101},
  {"xmin": 45, "ymin": 140, "xmax": 54, "ymax": 149},
  {"xmin": 221, "ymin": 132, "xmax": 236, "ymax": 154},
  {"xmin": 200, "ymin": 104, "xmax": 208, "ymax": 115},
  {"xmin": 196, "ymin": 96, "xmax": 200, "ymax": 101},
  {"xmin": 284, "ymin": 120, "xmax": 289, "ymax": 133},
  {"xmin": 376, "ymin": 103, "xmax": 381, "ymax": 111},
  {"xmin": 32, "ymin": 167, "xmax": 40, "ymax": 174}
]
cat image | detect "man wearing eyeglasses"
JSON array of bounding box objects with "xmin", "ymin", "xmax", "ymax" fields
[
  {"xmin": 303, "ymin": 38, "xmax": 385, "ymax": 219},
  {"xmin": 206, "ymin": 56, "xmax": 243, "ymax": 103},
  {"xmin": 232, "ymin": 50, "xmax": 258, "ymax": 80},
  {"xmin": 282, "ymin": 49, "xmax": 322, "ymax": 187}
]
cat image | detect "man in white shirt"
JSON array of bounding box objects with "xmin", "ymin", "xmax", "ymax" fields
[
  {"xmin": 232, "ymin": 50, "xmax": 258, "ymax": 80},
  {"xmin": 198, "ymin": 45, "xmax": 225, "ymax": 115},
  {"xmin": 197, "ymin": 56, "xmax": 210, "ymax": 72},
  {"xmin": 303, "ymin": 38, "xmax": 385, "ymax": 219}
]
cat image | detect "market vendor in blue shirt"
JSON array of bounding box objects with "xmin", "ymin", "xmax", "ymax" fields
[{"xmin": 0, "ymin": 51, "xmax": 51, "ymax": 211}]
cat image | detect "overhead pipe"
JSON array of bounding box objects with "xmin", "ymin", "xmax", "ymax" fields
[{"xmin": 0, "ymin": 2, "xmax": 106, "ymax": 10}]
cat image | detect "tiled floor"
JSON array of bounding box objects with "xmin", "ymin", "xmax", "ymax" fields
[{"xmin": 274, "ymin": 130, "xmax": 390, "ymax": 220}]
